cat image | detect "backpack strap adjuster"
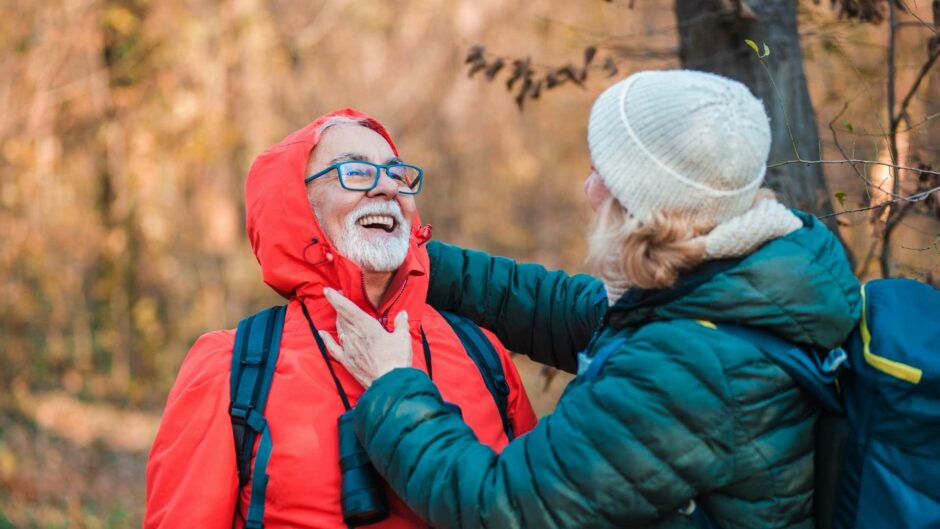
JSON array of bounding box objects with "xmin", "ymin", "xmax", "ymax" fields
[
  {"xmin": 229, "ymin": 305, "xmax": 287, "ymax": 525},
  {"xmin": 230, "ymin": 403, "xmax": 267, "ymax": 432},
  {"xmin": 229, "ymin": 402, "xmax": 250, "ymax": 422}
]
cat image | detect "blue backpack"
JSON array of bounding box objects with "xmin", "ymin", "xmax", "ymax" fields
[
  {"xmin": 714, "ymin": 278, "xmax": 940, "ymax": 529},
  {"xmin": 583, "ymin": 278, "xmax": 940, "ymax": 528}
]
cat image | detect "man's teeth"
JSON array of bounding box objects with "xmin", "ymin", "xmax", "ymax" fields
[{"xmin": 357, "ymin": 214, "xmax": 396, "ymax": 229}]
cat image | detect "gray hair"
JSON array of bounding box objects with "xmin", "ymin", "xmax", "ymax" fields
[
  {"xmin": 312, "ymin": 115, "xmax": 369, "ymax": 137},
  {"xmin": 307, "ymin": 116, "xmax": 371, "ymax": 172}
]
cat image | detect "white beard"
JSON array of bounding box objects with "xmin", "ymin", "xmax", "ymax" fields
[{"xmin": 318, "ymin": 202, "xmax": 411, "ymax": 272}]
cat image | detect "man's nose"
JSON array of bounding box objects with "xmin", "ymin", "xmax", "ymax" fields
[{"xmin": 365, "ymin": 170, "xmax": 400, "ymax": 198}]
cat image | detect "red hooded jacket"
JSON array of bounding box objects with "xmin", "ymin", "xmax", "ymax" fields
[{"xmin": 144, "ymin": 109, "xmax": 537, "ymax": 528}]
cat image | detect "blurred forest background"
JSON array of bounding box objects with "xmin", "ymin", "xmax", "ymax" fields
[{"xmin": 1, "ymin": 0, "xmax": 938, "ymax": 526}]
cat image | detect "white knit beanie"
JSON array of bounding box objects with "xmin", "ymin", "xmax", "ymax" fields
[
  {"xmin": 588, "ymin": 70, "xmax": 804, "ymax": 302},
  {"xmin": 588, "ymin": 69, "xmax": 771, "ymax": 225}
]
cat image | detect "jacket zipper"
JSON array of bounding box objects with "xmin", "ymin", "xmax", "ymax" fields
[
  {"xmin": 378, "ymin": 278, "xmax": 408, "ymax": 330},
  {"xmin": 584, "ymin": 313, "xmax": 611, "ymax": 356},
  {"xmin": 360, "ymin": 273, "xmax": 409, "ymax": 330}
]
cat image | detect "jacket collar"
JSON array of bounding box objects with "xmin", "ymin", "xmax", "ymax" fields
[{"xmin": 607, "ymin": 257, "xmax": 743, "ymax": 329}]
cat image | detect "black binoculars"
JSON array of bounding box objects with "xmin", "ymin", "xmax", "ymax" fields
[{"xmin": 338, "ymin": 409, "xmax": 389, "ymax": 526}]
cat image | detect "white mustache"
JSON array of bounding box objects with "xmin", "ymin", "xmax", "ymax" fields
[{"xmin": 346, "ymin": 202, "xmax": 407, "ymax": 229}]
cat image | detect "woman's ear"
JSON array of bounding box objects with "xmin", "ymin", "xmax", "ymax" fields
[{"xmin": 584, "ymin": 171, "xmax": 612, "ymax": 212}]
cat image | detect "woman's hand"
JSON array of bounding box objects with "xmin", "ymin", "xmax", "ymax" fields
[{"xmin": 320, "ymin": 287, "xmax": 413, "ymax": 388}]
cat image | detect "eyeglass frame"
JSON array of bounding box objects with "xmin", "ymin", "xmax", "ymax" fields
[{"xmin": 304, "ymin": 160, "xmax": 424, "ymax": 195}]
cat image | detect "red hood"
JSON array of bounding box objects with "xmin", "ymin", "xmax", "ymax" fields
[{"xmin": 245, "ymin": 108, "xmax": 433, "ymax": 324}]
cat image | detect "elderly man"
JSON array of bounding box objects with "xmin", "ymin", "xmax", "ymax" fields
[{"xmin": 144, "ymin": 109, "xmax": 536, "ymax": 529}]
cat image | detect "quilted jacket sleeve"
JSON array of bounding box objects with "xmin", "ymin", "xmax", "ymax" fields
[
  {"xmin": 426, "ymin": 241, "xmax": 607, "ymax": 373},
  {"xmin": 144, "ymin": 331, "xmax": 240, "ymax": 529},
  {"xmin": 354, "ymin": 323, "xmax": 737, "ymax": 529}
]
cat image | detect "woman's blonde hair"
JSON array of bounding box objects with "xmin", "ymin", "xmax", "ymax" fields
[{"xmin": 587, "ymin": 189, "xmax": 776, "ymax": 291}]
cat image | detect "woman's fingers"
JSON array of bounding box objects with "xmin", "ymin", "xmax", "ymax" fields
[
  {"xmin": 319, "ymin": 288, "xmax": 414, "ymax": 388},
  {"xmin": 323, "ymin": 287, "xmax": 372, "ymax": 326},
  {"xmin": 319, "ymin": 330, "xmax": 345, "ymax": 361},
  {"xmin": 392, "ymin": 310, "xmax": 409, "ymax": 337},
  {"xmin": 324, "ymin": 323, "xmax": 378, "ymax": 388}
]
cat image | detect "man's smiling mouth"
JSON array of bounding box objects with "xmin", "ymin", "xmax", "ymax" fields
[{"xmin": 356, "ymin": 214, "xmax": 397, "ymax": 233}]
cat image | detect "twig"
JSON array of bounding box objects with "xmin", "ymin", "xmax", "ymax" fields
[
  {"xmin": 828, "ymin": 101, "xmax": 871, "ymax": 201},
  {"xmin": 901, "ymin": 235, "xmax": 940, "ymax": 253},
  {"xmin": 755, "ymin": 57, "xmax": 803, "ymax": 160},
  {"xmin": 820, "ymin": 201, "xmax": 891, "ymax": 218},
  {"xmin": 891, "ymin": 45, "xmax": 940, "ymax": 133},
  {"xmin": 768, "ymin": 158, "xmax": 940, "ymax": 184},
  {"xmin": 896, "ymin": 1, "xmax": 939, "ymax": 33},
  {"xmin": 896, "ymin": 20, "xmax": 939, "ymax": 29},
  {"xmin": 880, "ymin": 0, "xmax": 940, "ymax": 277},
  {"xmin": 888, "ymin": 1, "xmax": 900, "ymax": 179},
  {"xmin": 824, "ymin": 37, "xmax": 896, "ymax": 174},
  {"xmin": 836, "ymin": 111, "xmax": 940, "ymax": 137},
  {"xmin": 818, "ymin": 182, "xmax": 940, "ymax": 218}
]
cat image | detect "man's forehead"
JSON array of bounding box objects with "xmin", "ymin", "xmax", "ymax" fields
[
  {"xmin": 309, "ymin": 125, "xmax": 397, "ymax": 167},
  {"xmin": 327, "ymin": 152, "xmax": 402, "ymax": 164}
]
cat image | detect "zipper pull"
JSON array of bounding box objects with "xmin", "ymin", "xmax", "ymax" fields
[{"xmin": 416, "ymin": 224, "xmax": 432, "ymax": 246}]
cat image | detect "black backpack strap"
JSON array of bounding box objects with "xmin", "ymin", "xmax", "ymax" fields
[
  {"xmin": 439, "ymin": 310, "xmax": 514, "ymax": 441},
  {"xmin": 230, "ymin": 305, "xmax": 286, "ymax": 528}
]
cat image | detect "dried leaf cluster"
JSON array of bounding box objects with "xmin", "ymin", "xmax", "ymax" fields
[
  {"xmin": 465, "ymin": 45, "xmax": 618, "ymax": 110},
  {"xmin": 468, "ymin": 0, "xmax": 905, "ymax": 110}
]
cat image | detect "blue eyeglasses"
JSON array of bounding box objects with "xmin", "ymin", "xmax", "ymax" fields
[{"xmin": 305, "ymin": 161, "xmax": 424, "ymax": 195}]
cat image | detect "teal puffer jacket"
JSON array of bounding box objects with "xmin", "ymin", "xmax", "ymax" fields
[{"xmin": 354, "ymin": 212, "xmax": 861, "ymax": 529}]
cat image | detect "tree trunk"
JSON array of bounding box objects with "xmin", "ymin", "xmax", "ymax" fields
[{"xmin": 674, "ymin": 0, "xmax": 838, "ymax": 226}]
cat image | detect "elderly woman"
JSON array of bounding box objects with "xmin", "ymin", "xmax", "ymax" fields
[{"xmin": 320, "ymin": 70, "xmax": 861, "ymax": 529}]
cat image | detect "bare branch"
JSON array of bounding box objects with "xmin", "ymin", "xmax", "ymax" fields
[
  {"xmin": 819, "ymin": 182, "xmax": 940, "ymax": 218},
  {"xmin": 881, "ymin": 200, "xmax": 915, "ymax": 276},
  {"xmin": 768, "ymin": 158, "xmax": 940, "ymax": 184},
  {"xmin": 828, "ymin": 102, "xmax": 872, "ymax": 201},
  {"xmin": 821, "ymin": 202, "xmax": 892, "ymax": 218},
  {"xmin": 835, "ymin": 111, "xmax": 940, "ymax": 136},
  {"xmin": 888, "ymin": 0, "xmax": 900, "ymax": 173},
  {"xmin": 880, "ymin": 0, "xmax": 902, "ymax": 277},
  {"xmin": 753, "ymin": 55, "xmax": 804, "ymax": 160},
  {"xmin": 895, "ymin": 0, "xmax": 939, "ymax": 33},
  {"xmin": 881, "ymin": 0, "xmax": 940, "ymax": 277},
  {"xmin": 891, "ymin": 44, "xmax": 940, "ymax": 132},
  {"xmin": 901, "ymin": 235, "xmax": 940, "ymax": 252}
]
